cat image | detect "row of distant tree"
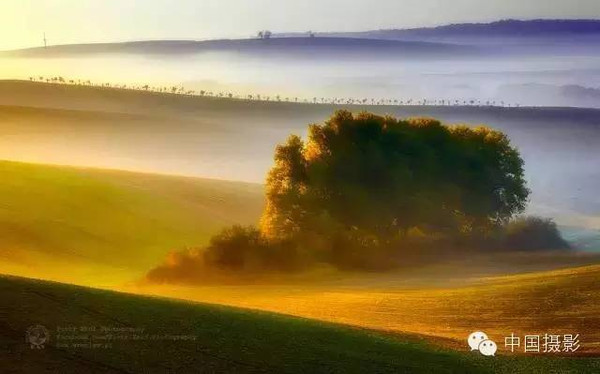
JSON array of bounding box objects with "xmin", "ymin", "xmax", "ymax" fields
[{"xmin": 27, "ymin": 75, "xmax": 522, "ymax": 108}]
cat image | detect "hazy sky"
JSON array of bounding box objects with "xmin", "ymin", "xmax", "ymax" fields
[{"xmin": 1, "ymin": 0, "xmax": 599, "ymax": 50}]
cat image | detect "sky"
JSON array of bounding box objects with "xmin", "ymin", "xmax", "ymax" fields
[{"xmin": 1, "ymin": 0, "xmax": 599, "ymax": 50}]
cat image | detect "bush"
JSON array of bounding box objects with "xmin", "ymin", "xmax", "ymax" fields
[
  {"xmin": 502, "ymin": 216, "xmax": 570, "ymax": 251},
  {"xmin": 145, "ymin": 248, "xmax": 204, "ymax": 284},
  {"xmin": 203, "ymin": 225, "xmax": 306, "ymax": 272},
  {"xmin": 203, "ymin": 225, "xmax": 264, "ymax": 271}
]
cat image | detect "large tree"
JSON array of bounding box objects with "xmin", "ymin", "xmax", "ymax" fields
[
  {"xmin": 147, "ymin": 111, "xmax": 539, "ymax": 278},
  {"xmin": 260, "ymin": 110, "xmax": 529, "ymax": 241}
]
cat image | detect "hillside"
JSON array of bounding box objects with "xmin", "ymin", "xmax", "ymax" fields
[
  {"xmin": 3, "ymin": 274, "xmax": 599, "ymax": 373},
  {"xmin": 0, "ymin": 161, "xmax": 263, "ymax": 286},
  {"xmin": 139, "ymin": 263, "xmax": 600, "ymax": 355}
]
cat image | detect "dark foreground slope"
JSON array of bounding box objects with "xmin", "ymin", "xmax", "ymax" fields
[{"xmin": 2, "ymin": 275, "xmax": 599, "ymax": 373}]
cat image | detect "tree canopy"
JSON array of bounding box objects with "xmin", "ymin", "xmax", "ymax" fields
[{"xmin": 260, "ymin": 110, "xmax": 529, "ymax": 242}]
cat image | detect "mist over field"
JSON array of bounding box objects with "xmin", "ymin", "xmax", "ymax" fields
[{"xmin": 2, "ymin": 34, "xmax": 600, "ymax": 108}]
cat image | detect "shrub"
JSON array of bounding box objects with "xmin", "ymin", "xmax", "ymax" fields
[
  {"xmin": 203, "ymin": 225, "xmax": 306, "ymax": 272},
  {"xmin": 502, "ymin": 216, "xmax": 570, "ymax": 251},
  {"xmin": 203, "ymin": 225, "xmax": 264, "ymax": 271}
]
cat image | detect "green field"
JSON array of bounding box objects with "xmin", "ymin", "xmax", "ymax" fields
[
  {"xmin": 0, "ymin": 160, "xmax": 263, "ymax": 286},
  {"xmin": 3, "ymin": 274, "xmax": 599, "ymax": 373}
]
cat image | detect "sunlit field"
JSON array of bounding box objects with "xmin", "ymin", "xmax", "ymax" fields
[
  {"xmin": 6, "ymin": 274, "xmax": 600, "ymax": 373},
  {"xmin": 135, "ymin": 264, "xmax": 600, "ymax": 355}
]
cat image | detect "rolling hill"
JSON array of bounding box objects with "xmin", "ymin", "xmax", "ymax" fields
[
  {"xmin": 3, "ymin": 274, "xmax": 599, "ymax": 373},
  {"xmin": 139, "ymin": 263, "xmax": 600, "ymax": 355},
  {"xmin": 0, "ymin": 161, "xmax": 263, "ymax": 286}
]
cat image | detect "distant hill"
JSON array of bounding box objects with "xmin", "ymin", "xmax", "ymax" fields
[
  {"xmin": 495, "ymin": 83, "xmax": 600, "ymax": 108},
  {"xmin": 561, "ymin": 84, "xmax": 600, "ymax": 100},
  {"xmin": 1, "ymin": 37, "xmax": 477, "ymax": 59},
  {"xmin": 283, "ymin": 19, "xmax": 600, "ymax": 41},
  {"xmin": 4, "ymin": 20, "xmax": 599, "ymax": 59},
  {"xmin": 323, "ymin": 19, "xmax": 600, "ymax": 39},
  {"xmin": 280, "ymin": 20, "xmax": 600, "ymax": 55}
]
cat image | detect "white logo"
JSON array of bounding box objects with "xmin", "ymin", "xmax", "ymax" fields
[
  {"xmin": 468, "ymin": 331, "xmax": 488, "ymax": 351},
  {"xmin": 26, "ymin": 325, "xmax": 50, "ymax": 349},
  {"xmin": 478, "ymin": 339, "xmax": 497, "ymax": 356},
  {"xmin": 468, "ymin": 331, "xmax": 496, "ymax": 356}
]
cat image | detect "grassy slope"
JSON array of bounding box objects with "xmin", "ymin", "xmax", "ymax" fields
[
  {"xmin": 2, "ymin": 275, "xmax": 599, "ymax": 374},
  {"xmin": 139, "ymin": 264, "xmax": 600, "ymax": 355},
  {"xmin": 0, "ymin": 161, "xmax": 263, "ymax": 286}
]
